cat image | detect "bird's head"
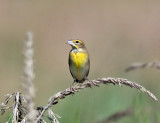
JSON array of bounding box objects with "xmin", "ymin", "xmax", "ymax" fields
[{"xmin": 67, "ymin": 39, "xmax": 86, "ymax": 49}]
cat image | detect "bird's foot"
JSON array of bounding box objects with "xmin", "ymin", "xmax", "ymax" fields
[{"xmin": 70, "ymin": 86, "xmax": 75, "ymax": 93}]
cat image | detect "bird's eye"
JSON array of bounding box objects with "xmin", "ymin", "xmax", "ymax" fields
[{"xmin": 76, "ymin": 41, "xmax": 79, "ymax": 43}]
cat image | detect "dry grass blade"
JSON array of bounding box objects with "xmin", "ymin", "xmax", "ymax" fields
[
  {"xmin": 0, "ymin": 92, "xmax": 27, "ymax": 122},
  {"xmin": 47, "ymin": 108, "xmax": 60, "ymax": 123},
  {"xmin": 4, "ymin": 94, "xmax": 13, "ymax": 105},
  {"xmin": 36, "ymin": 77, "xmax": 159, "ymax": 122},
  {"xmin": 0, "ymin": 94, "xmax": 13, "ymax": 115},
  {"xmin": 125, "ymin": 61, "xmax": 160, "ymax": 72},
  {"xmin": 0, "ymin": 106, "xmax": 12, "ymax": 115},
  {"xmin": 97, "ymin": 108, "xmax": 132, "ymax": 123},
  {"xmin": 12, "ymin": 92, "xmax": 24, "ymax": 123}
]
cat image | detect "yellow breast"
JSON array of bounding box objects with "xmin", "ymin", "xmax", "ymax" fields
[{"xmin": 70, "ymin": 51, "xmax": 88, "ymax": 68}]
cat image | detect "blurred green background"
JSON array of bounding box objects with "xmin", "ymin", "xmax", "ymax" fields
[{"xmin": 0, "ymin": 1, "xmax": 160, "ymax": 123}]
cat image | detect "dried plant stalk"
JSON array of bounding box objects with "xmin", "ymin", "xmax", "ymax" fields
[
  {"xmin": 0, "ymin": 94, "xmax": 13, "ymax": 115},
  {"xmin": 0, "ymin": 92, "xmax": 27, "ymax": 123},
  {"xmin": 97, "ymin": 108, "xmax": 132, "ymax": 123},
  {"xmin": 23, "ymin": 31, "xmax": 36, "ymax": 122},
  {"xmin": 36, "ymin": 77, "xmax": 159, "ymax": 122},
  {"xmin": 125, "ymin": 61, "xmax": 160, "ymax": 72},
  {"xmin": 12, "ymin": 92, "xmax": 21, "ymax": 123}
]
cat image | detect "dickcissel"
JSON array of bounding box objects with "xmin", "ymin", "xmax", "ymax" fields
[{"xmin": 67, "ymin": 39, "xmax": 90, "ymax": 88}]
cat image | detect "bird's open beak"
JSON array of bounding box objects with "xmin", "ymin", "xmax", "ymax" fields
[{"xmin": 66, "ymin": 40, "xmax": 74, "ymax": 46}]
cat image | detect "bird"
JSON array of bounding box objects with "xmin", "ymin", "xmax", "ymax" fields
[{"xmin": 66, "ymin": 39, "xmax": 90, "ymax": 89}]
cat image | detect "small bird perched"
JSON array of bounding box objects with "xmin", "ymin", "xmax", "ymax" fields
[{"xmin": 67, "ymin": 39, "xmax": 90, "ymax": 88}]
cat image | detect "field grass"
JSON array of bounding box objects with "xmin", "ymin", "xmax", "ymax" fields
[{"xmin": 0, "ymin": 1, "xmax": 160, "ymax": 122}]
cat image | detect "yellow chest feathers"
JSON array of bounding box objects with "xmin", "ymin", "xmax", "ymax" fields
[{"xmin": 70, "ymin": 51, "xmax": 88, "ymax": 68}]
